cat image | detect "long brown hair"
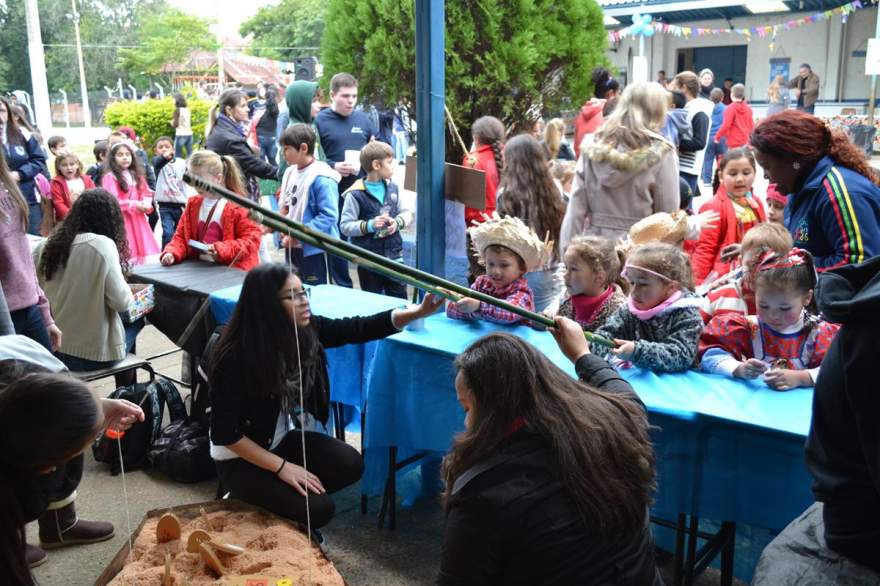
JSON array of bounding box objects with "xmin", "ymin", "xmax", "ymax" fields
[
  {"xmin": 0, "ymin": 97, "xmax": 25, "ymax": 146},
  {"xmin": 107, "ymin": 142, "xmax": 146, "ymax": 193},
  {"xmin": 471, "ymin": 116, "xmax": 504, "ymax": 177},
  {"xmin": 39, "ymin": 189, "xmax": 131, "ymax": 281},
  {"xmin": 751, "ymin": 110, "xmax": 880, "ymax": 186},
  {"xmin": 444, "ymin": 333, "xmax": 655, "ymax": 538},
  {"xmin": 0, "ymin": 147, "xmax": 28, "ymax": 232},
  {"xmin": 497, "ymin": 134, "xmax": 565, "ymax": 259}
]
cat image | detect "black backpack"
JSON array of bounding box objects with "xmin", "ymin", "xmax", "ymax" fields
[
  {"xmin": 92, "ymin": 377, "xmax": 186, "ymax": 474},
  {"xmin": 147, "ymin": 326, "xmax": 225, "ymax": 483},
  {"xmin": 148, "ymin": 418, "xmax": 216, "ymax": 483},
  {"xmin": 188, "ymin": 326, "xmax": 224, "ymax": 428}
]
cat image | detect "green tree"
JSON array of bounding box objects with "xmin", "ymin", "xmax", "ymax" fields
[
  {"xmin": 117, "ymin": 7, "xmax": 217, "ymax": 83},
  {"xmin": 239, "ymin": 0, "xmax": 325, "ymax": 61},
  {"xmin": 0, "ymin": 0, "xmax": 170, "ymax": 100},
  {"xmin": 320, "ymin": 0, "xmax": 608, "ymax": 161}
]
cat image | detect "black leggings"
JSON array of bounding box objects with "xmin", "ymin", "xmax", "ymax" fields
[{"xmin": 215, "ymin": 431, "xmax": 363, "ymax": 529}]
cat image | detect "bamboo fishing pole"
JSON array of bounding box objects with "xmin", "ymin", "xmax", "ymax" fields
[
  {"xmin": 182, "ymin": 172, "xmax": 617, "ymax": 348},
  {"xmin": 255, "ymin": 213, "xmax": 462, "ymax": 302}
]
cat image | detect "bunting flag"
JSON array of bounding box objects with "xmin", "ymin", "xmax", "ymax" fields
[{"xmin": 608, "ymin": 0, "xmax": 876, "ymax": 44}]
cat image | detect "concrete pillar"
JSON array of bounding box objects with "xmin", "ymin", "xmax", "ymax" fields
[{"xmin": 824, "ymin": 14, "xmax": 845, "ymax": 101}]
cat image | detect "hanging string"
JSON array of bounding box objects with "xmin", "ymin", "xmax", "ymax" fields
[
  {"xmin": 282, "ymin": 219, "xmax": 314, "ymax": 586},
  {"xmin": 117, "ymin": 433, "xmax": 134, "ymax": 562}
]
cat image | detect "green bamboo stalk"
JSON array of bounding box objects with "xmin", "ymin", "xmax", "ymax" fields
[
  {"xmin": 258, "ymin": 213, "xmax": 461, "ymax": 302},
  {"xmin": 183, "ymin": 172, "xmax": 617, "ymax": 348}
]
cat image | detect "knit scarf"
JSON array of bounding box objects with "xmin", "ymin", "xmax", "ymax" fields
[
  {"xmin": 628, "ymin": 290, "xmax": 683, "ymax": 321},
  {"xmin": 571, "ymin": 286, "xmax": 614, "ymax": 324}
]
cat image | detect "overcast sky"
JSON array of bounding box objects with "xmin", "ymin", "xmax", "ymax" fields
[{"xmin": 167, "ymin": 0, "xmax": 277, "ymax": 41}]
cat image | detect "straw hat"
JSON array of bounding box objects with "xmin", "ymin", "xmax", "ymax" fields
[
  {"xmin": 628, "ymin": 211, "xmax": 689, "ymax": 246},
  {"xmin": 469, "ymin": 213, "xmax": 552, "ymax": 272}
]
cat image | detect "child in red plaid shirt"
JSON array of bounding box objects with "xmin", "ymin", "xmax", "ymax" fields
[{"xmin": 447, "ymin": 215, "xmax": 550, "ymax": 325}]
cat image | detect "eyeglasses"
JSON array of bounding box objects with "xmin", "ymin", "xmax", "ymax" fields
[{"xmin": 279, "ymin": 288, "xmax": 310, "ymax": 302}]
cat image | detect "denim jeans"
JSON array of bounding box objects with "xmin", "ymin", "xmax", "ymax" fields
[
  {"xmin": 287, "ymin": 248, "xmax": 330, "ymax": 286},
  {"xmin": 258, "ymin": 133, "xmax": 278, "ymax": 165},
  {"xmin": 701, "ymin": 138, "xmax": 728, "ymax": 184},
  {"xmin": 159, "ymin": 203, "xmax": 185, "ymax": 249},
  {"xmin": 11, "ymin": 304, "xmax": 51, "ymax": 350},
  {"xmin": 27, "ymin": 202, "xmax": 42, "ymax": 236},
  {"xmin": 174, "ymin": 135, "xmax": 193, "ymax": 159}
]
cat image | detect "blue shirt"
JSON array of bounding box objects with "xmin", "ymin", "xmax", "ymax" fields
[
  {"xmin": 315, "ymin": 108, "xmax": 375, "ymax": 192},
  {"xmin": 709, "ymin": 103, "xmax": 726, "ymax": 139}
]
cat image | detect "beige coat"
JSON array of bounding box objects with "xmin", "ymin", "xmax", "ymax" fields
[
  {"xmin": 35, "ymin": 233, "xmax": 133, "ymax": 361},
  {"xmin": 560, "ymin": 138, "xmax": 680, "ymax": 249}
]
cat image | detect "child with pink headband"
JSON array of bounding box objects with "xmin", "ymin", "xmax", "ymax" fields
[{"xmin": 593, "ymin": 243, "xmax": 704, "ymax": 372}]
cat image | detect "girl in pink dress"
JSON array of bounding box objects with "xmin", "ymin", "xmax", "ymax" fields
[{"xmin": 101, "ymin": 141, "xmax": 159, "ymax": 263}]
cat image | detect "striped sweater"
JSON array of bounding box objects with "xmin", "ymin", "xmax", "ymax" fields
[{"xmin": 786, "ymin": 156, "xmax": 880, "ymax": 271}]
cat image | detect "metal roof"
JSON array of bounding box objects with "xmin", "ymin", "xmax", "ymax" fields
[{"xmin": 602, "ymin": 0, "xmax": 855, "ymax": 24}]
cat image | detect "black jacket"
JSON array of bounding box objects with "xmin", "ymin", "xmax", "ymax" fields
[
  {"xmin": 205, "ymin": 115, "xmax": 278, "ymax": 182},
  {"xmin": 256, "ymin": 94, "xmax": 280, "ymax": 137},
  {"xmin": 806, "ymin": 255, "xmax": 880, "ymax": 570},
  {"xmin": 438, "ymin": 354, "xmax": 660, "ymax": 586},
  {"xmin": 210, "ymin": 310, "xmax": 399, "ymax": 449}
]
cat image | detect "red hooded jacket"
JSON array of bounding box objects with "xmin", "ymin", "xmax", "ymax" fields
[
  {"xmin": 573, "ymin": 100, "xmax": 605, "ymax": 158},
  {"xmin": 463, "ymin": 144, "xmax": 500, "ymax": 227},
  {"xmin": 692, "ymin": 186, "xmax": 766, "ymax": 285},
  {"xmin": 50, "ymin": 174, "xmax": 96, "ymax": 220},
  {"xmin": 714, "ymin": 101, "xmax": 754, "ymax": 149},
  {"xmin": 162, "ymin": 195, "xmax": 262, "ymax": 271}
]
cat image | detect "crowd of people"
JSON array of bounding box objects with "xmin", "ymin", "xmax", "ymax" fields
[{"xmin": 2, "ymin": 59, "xmax": 880, "ymax": 585}]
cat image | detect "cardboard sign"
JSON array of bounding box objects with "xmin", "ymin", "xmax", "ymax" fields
[{"xmin": 404, "ymin": 155, "xmax": 487, "ymax": 210}]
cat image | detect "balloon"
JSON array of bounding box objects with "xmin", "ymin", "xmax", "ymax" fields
[
  {"xmin": 644, "ymin": 25, "xmax": 655, "ymax": 37},
  {"xmin": 641, "ymin": 14, "xmax": 652, "ymax": 25}
]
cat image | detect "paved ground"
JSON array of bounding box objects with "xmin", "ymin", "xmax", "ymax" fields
[
  {"xmin": 28, "ymin": 324, "xmax": 743, "ymax": 586},
  {"xmin": 27, "ymin": 134, "xmax": 755, "ymax": 585}
]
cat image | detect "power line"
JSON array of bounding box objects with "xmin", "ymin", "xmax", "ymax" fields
[{"xmin": 43, "ymin": 43, "xmax": 320, "ymax": 50}]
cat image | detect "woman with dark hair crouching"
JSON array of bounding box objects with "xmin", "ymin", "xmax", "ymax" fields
[
  {"xmin": 208, "ymin": 263, "xmax": 442, "ymax": 529},
  {"xmin": 0, "ymin": 339, "xmax": 143, "ymax": 583},
  {"xmin": 438, "ymin": 318, "xmax": 660, "ymax": 585}
]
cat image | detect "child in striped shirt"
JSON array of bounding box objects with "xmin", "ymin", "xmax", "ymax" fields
[{"xmin": 701, "ymin": 222, "xmax": 792, "ymax": 323}]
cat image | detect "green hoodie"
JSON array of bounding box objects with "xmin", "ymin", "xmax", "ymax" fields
[{"xmin": 279, "ymin": 81, "xmax": 324, "ymax": 174}]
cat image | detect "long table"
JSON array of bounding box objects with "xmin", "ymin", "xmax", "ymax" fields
[{"xmin": 362, "ymin": 312, "xmax": 815, "ymax": 580}]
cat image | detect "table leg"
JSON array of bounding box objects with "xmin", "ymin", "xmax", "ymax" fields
[
  {"xmin": 684, "ymin": 515, "xmax": 699, "ymax": 586},
  {"xmin": 377, "ymin": 446, "xmax": 397, "ymax": 529},
  {"xmin": 673, "ymin": 513, "xmax": 686, "ymax": 586},
  {"xmin": 361, "ymin": 405, "xmax": 368, "ymax": 516},
  {"xmin": 720, "ymin": 522, "xmax": 736, "ymax": 586}
]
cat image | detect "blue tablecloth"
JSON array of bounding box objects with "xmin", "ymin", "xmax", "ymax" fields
[
  {"xmin": 209, "ymin": 284, "xmax": 405, "ymax": 426},
  {"xmin": 363, "ymin": 312, "xmax": 815, "ymax": 578}
]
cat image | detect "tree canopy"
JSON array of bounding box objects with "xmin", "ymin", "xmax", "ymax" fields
[
  {"xmin": 117, "ymin": 7, "xmax": 217, "ymax": 82},
  {"xmin": 239, "ymin": 0, "xmax": 325, "ymax": 61},
  {"xmin": 319, "ymin": 0, "xmax": 608, "ymax": 161},
  {"xmin": 0, "ymin": 0, "xmax": 213, "ymax": 99}
]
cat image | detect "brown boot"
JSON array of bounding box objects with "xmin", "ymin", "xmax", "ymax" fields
[
  {"xmin": 38, "ymin": 502, "xmax": 115, "ymax": 549},
  {"xmin": 26, "ymin": 543, "xmax": 47, "ymax": 568}
]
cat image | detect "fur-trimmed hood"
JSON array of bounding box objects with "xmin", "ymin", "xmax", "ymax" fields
[{"xmin": 585, "ymin": 139, "xmax": 674, "ymax": 188}]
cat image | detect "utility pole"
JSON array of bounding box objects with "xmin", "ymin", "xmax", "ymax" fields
[
  {"xmin": 70, "ymin": 0, "xmax": 91, "ymax": 127},
  {"xmin": 24, "ymin": 0, "xmax": 52, "ymax": 132}
]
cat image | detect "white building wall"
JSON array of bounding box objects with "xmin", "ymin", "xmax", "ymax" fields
[{"xmin": 606, "ymin": 6, "xmax": 877, "ymax": 102}]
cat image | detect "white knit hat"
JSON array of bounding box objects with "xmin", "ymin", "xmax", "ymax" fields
[{"xmin": 468, "ymin": 213, "xmax": 552, "ymax": 272}]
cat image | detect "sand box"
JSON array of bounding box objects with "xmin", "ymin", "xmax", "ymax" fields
[{"xmin": 106, "ymin": 508, "xmax": 344, "ymax": 585}]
